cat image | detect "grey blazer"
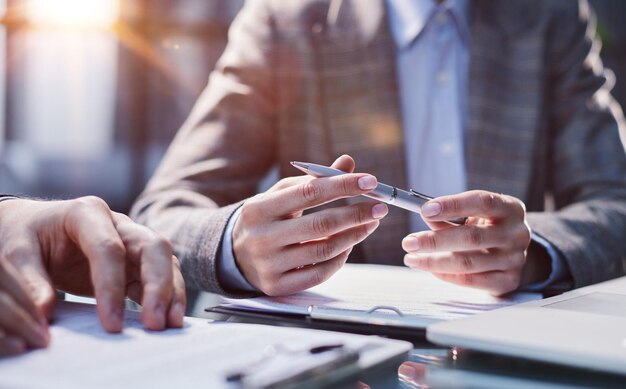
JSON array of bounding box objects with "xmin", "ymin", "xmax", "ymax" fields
[{"xmin": 131, "ymin": 0, "xmax": 626, "ymax": 296}]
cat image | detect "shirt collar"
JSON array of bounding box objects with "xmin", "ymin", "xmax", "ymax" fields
[{"xmin": 387, "ymin": 0, "xmax": 470, "ymax": 50}]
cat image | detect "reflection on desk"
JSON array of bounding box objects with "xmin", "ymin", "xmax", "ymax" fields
[{"xmin": 207, "ymin": 305, "xmax": 626, "ymax": 389}]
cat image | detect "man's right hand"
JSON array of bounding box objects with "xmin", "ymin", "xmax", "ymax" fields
[{"xmin": 233, "ymin": 155, "xmax": 388, "ymax": 296}]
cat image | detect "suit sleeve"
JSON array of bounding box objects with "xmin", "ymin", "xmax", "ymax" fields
[
  {"xmin": 130, "ymin": 1, "xmax": 277, "ymax": 296},
  {"xmin": 526, "ymin": 0, "xmax": 626, "ymax": 289}
]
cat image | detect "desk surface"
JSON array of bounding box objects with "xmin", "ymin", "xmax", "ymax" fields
[{"xmin": 189, "ymin": 292, "xmax": 626, "ymax": 388}]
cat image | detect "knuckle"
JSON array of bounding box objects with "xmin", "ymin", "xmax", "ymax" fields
[
  {"xmin": 422, "ymin": 233, "xmax": 437, "ymax": 251},
  {"xmin": 354, "ymin": 205, "xmax": 368, "ymax": 225},
  {"xmin": 261, "ymin": 282, "xmax": 281, "ymax": 297},
  {"xmin": 511, "ymin": 252, "xmax": 526, "ymax": 268},
  {"xmin": 311, "ymin": 214, "xmax": 334, "ymax": 236},
  {"xmin": 151, "ymin": 235, "xmax": 174, "ymax": 256},
  {"xmin": 76, "ymin": 195, "xmax": 109, "ymax": 211},
  {"xmin": 3, "ymin": 242, "xmax": 31, "ymax": 263},
  {"xmin": 98, "ymin": 238, "xmax": 126, "ymax": 259},
  {"xmin": 301, "ymin": 181, "xmax": 323, "ymax": 203},
  {"xmin": 520, "ymin": 226, "xmax": 532, "ymax": 247},
  {"xmin": 466, "ymin": 227, "xmax": 483, "ymax": 246},
  {"xmin": 457, "ymin": 253, "xmax": 474, "ymax": 271},
  {"xmin": 310, "ymin": 266, "xmax": 326, "ymax": 287},
  {"xmin": 448, "ymin": 198, "xmax": 462, "ymax": 215},
  {"xmin": 340, "ymin": 176, "xmax": 353, "ymax": 196},
  {"xmin": 316, "ymin": 241, "xmax": 335, "ymax": 261},
  {"xmin": 240, "ymin": 198, "xmax": 261, "ymax": 222},
  {"xmin": 478, "ymin": 192, "xmax": 498, "ymax": 212}
]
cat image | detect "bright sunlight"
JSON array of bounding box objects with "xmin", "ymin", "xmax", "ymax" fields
[{"xmin": 26, "ymin": 0, "xmax": 119, "ymax": 29}]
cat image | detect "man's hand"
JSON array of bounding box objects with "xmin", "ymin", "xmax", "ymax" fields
[
  {"xmin": 233, "ymin": 155, "xmax": 388, "ymax": 296},
  {"xmin": 402, "ymin": 190, "xmax": 532, "ymax": 295},
  {"xmin": 0, "ymin": 196, "xmax": 186, "ymax": 356}
]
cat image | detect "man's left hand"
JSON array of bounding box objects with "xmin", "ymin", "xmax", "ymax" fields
[{"xmin": 402, "ymin": 190, "xmax": 532, "ymax": 295}]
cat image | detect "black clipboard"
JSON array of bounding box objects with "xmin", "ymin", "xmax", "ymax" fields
[{"xmin": 206, "ymin": 304, "xmax": 426, "ymax": 345}]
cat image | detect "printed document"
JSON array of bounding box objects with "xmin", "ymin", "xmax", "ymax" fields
[
  {"xmin": 0, "ymin": 301, "xmax": 410, "ymax": 389},
  {"xmin": 223, "ymin": 264, "xmax": 541, "ymax": 326}
]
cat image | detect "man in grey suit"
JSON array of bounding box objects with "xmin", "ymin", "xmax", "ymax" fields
[{"xmin": 131, "ymin": 0, "xmax": 626, "ymax": 298}]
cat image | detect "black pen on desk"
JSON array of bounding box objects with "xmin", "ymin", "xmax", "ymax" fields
[{"xmin": 291, "ymin": 161, "xmax": 467, "ymax": 226}]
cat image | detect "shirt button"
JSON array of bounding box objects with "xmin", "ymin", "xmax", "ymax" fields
[
  {"xmin": 440, "ymin": 142, "xmax": 455, "ymax": 155},
  {"xmin": 437, "ymin": 71, "xmax": 449, "ymax": 84}
]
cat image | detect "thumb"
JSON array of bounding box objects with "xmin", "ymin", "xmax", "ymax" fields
[{"xmin": 330, "ymin": 154, "xmax": 356, "ymax": 173}]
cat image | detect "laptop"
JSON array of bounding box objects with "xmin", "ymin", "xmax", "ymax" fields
[{"xmin": 426, "ymin": 276, "xmax": 626, "ymax": 375}]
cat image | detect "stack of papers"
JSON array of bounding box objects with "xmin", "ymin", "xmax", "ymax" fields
[
  {"xmin": 0, "ymin": 301, "xmax": 411, "ymax": 389},
  {"xmin": 223, "ymin": 264, "xmax": 541, "ymax": 328}
]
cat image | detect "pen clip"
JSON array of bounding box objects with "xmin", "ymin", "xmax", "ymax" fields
[{"xmin": 408, "ymin": 189, "xmax": 433, "ymax": 202}]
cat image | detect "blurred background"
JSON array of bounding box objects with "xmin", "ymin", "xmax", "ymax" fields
[
  {"xmin": 0, "ymin": 0, "xmax": 243, "ymax": 212},
  {"xmin": 0, "ymin": 0, "xmax": 624, "ymax": 214}
]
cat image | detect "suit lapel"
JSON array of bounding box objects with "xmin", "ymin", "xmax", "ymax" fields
[{"xmin": 466, "ymin": 0, "xmax": 543, "ymax": 201}]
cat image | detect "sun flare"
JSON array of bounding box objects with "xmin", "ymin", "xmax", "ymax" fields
[{"xmin": 26, "ymin": 0, "xmax": 119, "ymax": 29}]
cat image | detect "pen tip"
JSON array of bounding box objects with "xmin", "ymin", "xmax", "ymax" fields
[{"xmin": 291, "ymin": 161, "xmax": 307, "ymax": 169}]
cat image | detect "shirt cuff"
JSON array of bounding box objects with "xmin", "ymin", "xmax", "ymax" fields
[
  {"xmin": 216, "ymin": 206, "xmax": 259, "ymax": 293},
  {"xmin": 520, "ymin": 232, "xmax": 569, "ymax": 292}
]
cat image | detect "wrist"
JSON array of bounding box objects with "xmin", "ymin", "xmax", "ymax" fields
[{"xmin": 520, "ymin": 240, "xmax": 551, "ymax": 286}]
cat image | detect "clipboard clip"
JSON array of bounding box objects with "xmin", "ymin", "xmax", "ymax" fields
[
  {"xmin": 307, "ymin": 305, "xmax": 430, "ymax": 329},
  {"xmin": 366, "ymin": 305, "xmax": 404, "ymax": 317}
]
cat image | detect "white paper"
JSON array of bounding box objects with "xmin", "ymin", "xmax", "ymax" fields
[
  {"xmin": 224, "ymin": 264, "xmax": 541, "ymax": 325},
  {"xmin": 0, "ymin": 301, "xmax": 410, "ymax": 389}
]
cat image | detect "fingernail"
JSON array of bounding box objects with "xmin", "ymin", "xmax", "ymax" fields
[
  {"xmin": 402, "ymin": 237, "xmax": 420, "ymax": 252},
  {"xmin": 422, "ymin": 202, "xmax": 441, "ymax": 218},
  {"xmin": 398, "ymin": 364, "xmax": 417, "ymax": 380},
  {"xmin": 371, "ymin": 203, "xmax": 388, "ymax": 219},
  {"xmin": 358, "ymin": 175, "xmax": 377, "ymax": 190}
]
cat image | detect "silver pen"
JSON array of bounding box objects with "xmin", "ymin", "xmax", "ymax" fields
[{"xmin": 291, "ymin": 161, "xmax": 467, "ymax": 226}]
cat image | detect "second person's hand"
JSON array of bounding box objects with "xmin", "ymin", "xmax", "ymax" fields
[
  {"xmin": 233, "ymin": 155, "xmax": 389, "ymax": 296},
  {"xmin": 402, "ymin": 190, "xmax": 532, "ymax": 295}
]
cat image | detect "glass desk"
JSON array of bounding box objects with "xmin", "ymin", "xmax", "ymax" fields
[{"xmin": 190, "ymin": 292, "xmax": 626, "ymax": 389}]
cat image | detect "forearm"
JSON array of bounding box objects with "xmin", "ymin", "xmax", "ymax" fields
[
  {"xmin": 527, "ymin": 197, "xmax": 626, "ymax": 288},
  {"xmin": 131, "ymin": 193, "xmax": 254, "ymax": 296}
]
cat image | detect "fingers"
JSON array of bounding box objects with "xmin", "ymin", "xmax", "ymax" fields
[
  {"xmin": 402, "ymin": 224, "xmax": 517, "ymax": 253},
  {"xmin": 268, "ymin": 249, "xmax": 353, "ymax": 296},
  {"xmin": 64, "ymin": 197, "xmax": 127, "ymax": 333},
  {"xmin": 277, "ymin": 221, "xmax": 380, "ymax": 272},
  {"xmin": 329, "ymin": 154, "xmax": 355, "ymax": 173},
  {"xmin": 433, "ymin": 271, "xmax": 522, "ymax": 296},
  {"xmin": 420, "ymin": 190, "xmax": 525, "ymax": 222},
  {"xmin": 0, "ymin": 290, "xmax": 49, "ymax": 349},
  {"xmin": 0, "ymin": 253, "xmax": 47, "ymax": 327},
  {"xmin": 272, "ymin": 202, "xmax": 387, "ymax": 246},
  {"xmin": 404, "ymin": 250, "xmax": 525, "ymax": 275},
  {"xmin": 0, "ymin": 335, "xmax": 27, "ymax": 356},
  {"xmin": 402, "ymin": 190, "xmax": 531, "ymax": 295},
  {"xmin": 168, "ymin": 257, "xmax": 186, "ymax": 328},
  {"xmin": 112, "ymin": 213, "xmax": 181, "ymax": 331},
  {"xmin": 259, "ymin": 173, "xmax": 378, "ymax": 219}
]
